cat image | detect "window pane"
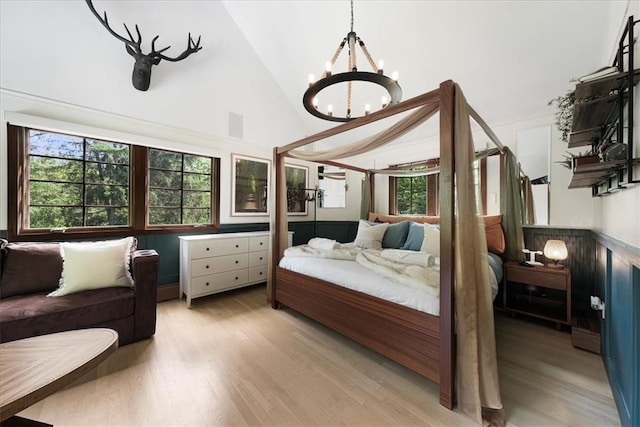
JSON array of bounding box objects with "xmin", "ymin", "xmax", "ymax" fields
[
  {"xmin": 86, "ymin": 207, "xmax": 128, "ymax": 226},
  {"xmin": 29, "ymin": 130, "xmax": 83, "ymax": 159},
  {"xmin": 29, "ymin": 181, "xmax": 82, "ymax": 206},
  {"xmin": 183, "ymin": 208, "xmax": 210, "ymax": 224},
  {"xmin": 29, "ymin": 207, "xmax": 83, "ymax": 228},
  {"xmin": 184, "ymin": 155, "xmax": 211, "ymax": 174},
  {"xmin": 183, "ymin": 172, "xmax": 210, "ymax": 191},
  {"xmin": 85, "ymin": 163, "xmax": 129, "ymax": 185},
  {"xmin": 86, "ymin": 184, "xmax": 129, "ymax": 207},
  {"xmin": 149, "ymin": 169, "xmax": 181, "ymax": 189},
  {"xmin": 29, "ymin": 157, "xmax": 83, "ymax": 182},
  {"xmin": 85, "ymin": 140, "xmax": 129, "ymax": 164},
  {"xmin": 183, "ymin": 190, "xmax": 210, "ymax": 208},
  {"xmin": 149, "ymin": 207, "xmax": 181, "ymax": 225},
  {"xmin": 149, "ymin": 188, "xmax": 181, "ymax": 207},
  {"xmin": 149, "ymin": 149, "xmax": 182, "ymax": 170}
]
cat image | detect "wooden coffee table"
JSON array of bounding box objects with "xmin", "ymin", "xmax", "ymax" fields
[{"xmin": 0, "ymin": 328, "xmax": 118, "ymax": 425}]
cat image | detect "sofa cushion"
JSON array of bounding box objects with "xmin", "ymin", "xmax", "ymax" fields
[
  {"xmin": 0, "ymin": 287, "xmax": 134, "ymax": 343},
  {"xmin": 0, "ymin": 241, "xmax": 62, "ymax": 299}
]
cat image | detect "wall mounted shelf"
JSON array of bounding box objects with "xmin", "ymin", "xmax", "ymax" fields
[{"xmin": 566, "ymin": 16, "xmax": 639, "ymax": 196}]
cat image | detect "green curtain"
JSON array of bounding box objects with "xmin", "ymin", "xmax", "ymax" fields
[
  {"xmin": 501, "ymin": 147, "xmax": 525, "ymax": 261},
  {"xmin": 360, "ymin": 172, "xmax": 371, "ymax": 220}
]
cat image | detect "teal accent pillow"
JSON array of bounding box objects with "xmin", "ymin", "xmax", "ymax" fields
[
  {"xmin": 382, "ymin": 221, "xmax": 410, "ymax": 249},
  {"xmin": 400, "ymin": 222, "xmax": 424, "ymax": 251}
]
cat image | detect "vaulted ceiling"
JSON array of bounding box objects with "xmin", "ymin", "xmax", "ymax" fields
[{"xmin": 222, "ymin": 0, "xmax": 625, "ymax": 147}]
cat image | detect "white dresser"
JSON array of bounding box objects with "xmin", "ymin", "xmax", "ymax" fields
[{"xmin": 179, "ymin": 231, "xmax": 293, "ymax": 307}]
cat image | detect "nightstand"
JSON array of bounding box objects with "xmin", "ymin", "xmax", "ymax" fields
[{"xmin": 503, "ymin": 261, "xmax": 571, "ymax": 330}]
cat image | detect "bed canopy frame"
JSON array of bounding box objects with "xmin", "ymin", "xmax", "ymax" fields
[{"xmin": 270, "ymin": 80, "xmax": 508, "ymax": 422}]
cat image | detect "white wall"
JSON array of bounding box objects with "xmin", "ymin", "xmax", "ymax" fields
[
  {"xmin": 594, "ymin": 0, "xmax": 640, "ymax": 247},
  {"xmin": 0, "ymin": 0, "xmax": 308, "ymax": 228}
]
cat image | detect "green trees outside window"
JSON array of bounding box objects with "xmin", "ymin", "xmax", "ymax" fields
[
  {"xmin": 9, "ymin": 125, "xmax": 220, "ymax": 238},
  {"xmin": 148, "ymin": 149, "xmax": 212, "ymax": 225},
  {"xmin": 28, "ymin": 130, "xmax": 130, "ymax": 229}
]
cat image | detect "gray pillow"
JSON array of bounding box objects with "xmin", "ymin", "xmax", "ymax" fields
[
  {"xmin": 382, "ymin": 221, "xmax": 410, "ymax": 249},
  {"xmin": 400, "ymin": 222, "xmax": 424, "ymax": 251}
]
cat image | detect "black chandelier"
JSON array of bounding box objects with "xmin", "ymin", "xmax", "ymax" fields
[{"xmin": 302, "ymin": 0, "xmax": 402, "ymax": 122}]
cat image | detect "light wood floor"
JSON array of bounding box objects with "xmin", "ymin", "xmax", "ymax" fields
[{"xmin": 17, "ymin": 285, "xmax": 619, "ymax": 426}]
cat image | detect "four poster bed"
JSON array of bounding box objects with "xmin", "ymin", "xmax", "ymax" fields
[{"xmin": 270, "ymin": 80, "xmax": 511, "ymax": 421}]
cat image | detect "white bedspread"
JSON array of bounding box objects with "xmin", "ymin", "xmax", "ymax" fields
[{"xmin": 279, "ymin": 245, "xmax": 499, "ymax": 316}]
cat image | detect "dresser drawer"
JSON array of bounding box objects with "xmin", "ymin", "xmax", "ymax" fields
[
  {"xmin": 248, "ymin": 250, "xmax": 268, "ymax": 267},
  {"xmin": 507, "ymin": 267, "xmax": 567, "ymax": 290},
  {"xmin": 191, "ymin": 254, "xmax": 249, "ymax": 277},
  {"xmin": 190, "ymin": 237, "xmax": 249, "ymax": 259},
  {"xmin": 249, "ymin": 265, "xmax": 267, "ymax": 282},
  {"xmin": 249, "ymin": 235, "xmax": 269, "ymax": 252},
  {"xmin": 191, "ymin": 270, "xmax": 249, "ymax": 295}
]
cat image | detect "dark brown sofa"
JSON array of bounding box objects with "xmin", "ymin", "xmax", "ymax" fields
[{"xmin": 0, "ymin": 239, "xmax": 159, "ymax": 346}]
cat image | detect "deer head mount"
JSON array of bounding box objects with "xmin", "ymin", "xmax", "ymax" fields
[{"xmin": 86, "ymin": 0, "xmax": 202, "ymax": 91}]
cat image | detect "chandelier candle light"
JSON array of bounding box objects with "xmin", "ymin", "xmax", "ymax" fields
[{"xmin": 303, "ymin": 0, "xmax": 402, "ymax": 122}]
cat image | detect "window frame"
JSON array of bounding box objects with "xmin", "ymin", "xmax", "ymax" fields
[
  {"xmin": 7, "ymin": 124, "xmax": 221, "ymax": 241},
  {"xmin": 388, "ymin": 157, "xmax": 487, "ymax": 216}
]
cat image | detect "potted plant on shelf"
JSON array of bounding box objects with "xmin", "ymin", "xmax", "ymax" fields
[{"xmin": 555, "ymin": 149, "xmax": 600, "ymax": 170}]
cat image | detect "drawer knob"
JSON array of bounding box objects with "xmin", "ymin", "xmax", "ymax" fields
[
  {"xmin": 260, "ymin": 242, "xmax": 263, "ymax": 246},
  {"xmin": 235, "ymin": 276, "xmax": 239, "ymax": 280},
  {"xmin": 235, "ymin": 260, "xmax": 239, "ymax": 264},
  {"xmin": 235, "ymin": 244, "xmax": 239, "ymax": 248},
  {"xmin": 259, "ymin": 257, "xmax": 263, "ymax": 261},
  {"xmin": 206, "ymin": 247, "xmax": 210, "ymax": 251},
  {"xmin": 206, "ymin": 265, "xmax": 209, "ymax": 269},
  {"xmin": 259, "ymin": 272, "xmax": 263, "ymax": 275},
  {"xmin": 205, "ymin": 282, "xmax": 209, "ymax": 286}
]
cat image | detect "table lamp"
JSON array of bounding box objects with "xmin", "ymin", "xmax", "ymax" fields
[{"xmin": 543, "ymin": 240, "xmax": 568, "ymax": 268}]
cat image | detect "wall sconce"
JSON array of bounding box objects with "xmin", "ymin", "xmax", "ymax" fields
[{"xmin": 543, "ymin": 240, "xmax": 568, "ymax": 268}]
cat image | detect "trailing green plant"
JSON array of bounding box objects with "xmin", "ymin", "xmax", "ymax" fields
[{"xmin": 548, "ymin": 90, "xmax": 575, "ymax": 143}]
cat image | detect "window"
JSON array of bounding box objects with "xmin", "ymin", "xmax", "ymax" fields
[
  {"xmin": 148, "ymin": 149, "xmax": 212, "ymax": 225},
  {"xmin": 389, "ymin": 158, "xmax": 486, "ymax": 216},
  {"xmin": 7, "ymin": 125, "xmax": 220, "ymax": 239},
  {"xmin": 27, "ymin": 129, "xmax": 130, "ymax": 229},
  {"xmin": 394, "ymin": 169, "xmax": 428, "ymax": 215}
]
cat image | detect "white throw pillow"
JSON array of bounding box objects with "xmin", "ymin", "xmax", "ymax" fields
[
  {"xmin": 354, "ymin": 220, "xmax": 389, "ymax": 250},
  {"xmin": 420, "ymin": 223, "xmax": 440, "ymax": 256},
  {"xmin": 48, "ymin": 237, "xmax": 134, "ymax": 297}
]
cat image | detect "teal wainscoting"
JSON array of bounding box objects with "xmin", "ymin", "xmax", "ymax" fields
[
  {"xmin": 0, "ymin": 221, "xmax": 358, "ymax": 287},
  {"xmin": 596, "ymin": 233, "xmax": 640, "ymax": 427}
]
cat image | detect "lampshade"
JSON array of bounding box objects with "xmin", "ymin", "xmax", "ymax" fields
[{"xmin": 543, "ymin": 240, "xmax": 568, "ymax": 267}]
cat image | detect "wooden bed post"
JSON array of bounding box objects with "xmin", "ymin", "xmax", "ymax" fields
[
  {"xmin": 270, "ymin": 147, "xmax": 285, "ymax": 308},
  {"xmin": 438, "ymin": 79, "xmax": 455, "ymax": 409}
]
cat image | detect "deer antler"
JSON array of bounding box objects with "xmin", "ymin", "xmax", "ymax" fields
[
  {"xmin": 152, "ymin": 33, "xmax": 202, "ymax": 62},
  {"xmin": 85, "ymin": 0, "xmax": 142, "ymax": 56}
]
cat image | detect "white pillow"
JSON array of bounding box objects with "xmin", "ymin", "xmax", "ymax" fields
[
  {"xmin": 420, "ymin": 223, "xmax": 440, "ymax": 256},
  {"xmin": 48, "ymin": 237, "xmax": 134, "ymax": 297},
  {"xmin": 354, "ymin": 220, "xmax": 389, "ymax": 250}
]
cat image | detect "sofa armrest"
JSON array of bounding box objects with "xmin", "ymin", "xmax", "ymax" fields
[{"xmin": 131, "ymin": 249, "xmax": 159, "ymax": 341}]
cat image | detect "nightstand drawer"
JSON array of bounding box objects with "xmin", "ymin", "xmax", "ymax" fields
[{"xmin": 507, "ymin": 267, "xmax": 567, "ymax": 290}]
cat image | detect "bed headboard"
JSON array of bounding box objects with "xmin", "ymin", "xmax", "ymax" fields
[{"xmin": 368, "ymin": 213, "xmax": 506, "ymax": 255}]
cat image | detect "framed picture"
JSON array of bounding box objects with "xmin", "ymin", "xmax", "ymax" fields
[
  {"xmin": 286, "ymin": 164, "xmax": 309, "ymax": 215},
  {"xmin": 231, "ymin": 154, "xmax": 270, "ymax": 216}
]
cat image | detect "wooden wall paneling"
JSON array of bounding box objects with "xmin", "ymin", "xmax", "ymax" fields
[{"xmin": 522, "ymin": 227, "xmax": 595, "ymax": 316}]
